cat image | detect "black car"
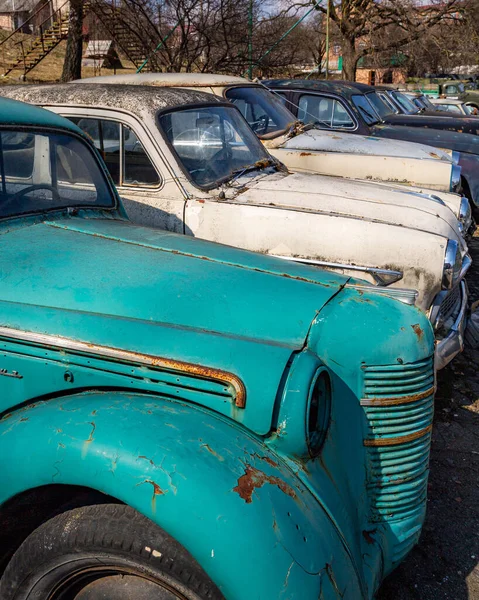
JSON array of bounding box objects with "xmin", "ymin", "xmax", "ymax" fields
[
  {"xmin": 263, "ymin": 79, "xmax": 479, "ymax": 215},
  {"xmin": 348, "ymin": 82, "xmax": 479, "ymax": 131}
]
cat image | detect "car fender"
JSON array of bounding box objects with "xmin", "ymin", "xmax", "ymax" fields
[{"xmin": 0, "ymin": 392, "xmax": 364, "ymax": 600}]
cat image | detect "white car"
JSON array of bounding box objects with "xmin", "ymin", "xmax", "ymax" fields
[
  {"xmin": 2, "ymin": 83, "xmax": 470, "ymax": 369},
  {"xmin": 77, "ymin": 73, "xmax": 465, "ymax": 191},
  {"xmin": 430, "ymin": 98, "xmax": 479, "ymax": 116}
]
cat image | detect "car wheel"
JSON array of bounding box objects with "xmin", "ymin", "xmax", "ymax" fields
[{"xmin": 0, "ymin": 504, "xmax": 224, "ymax": 600}]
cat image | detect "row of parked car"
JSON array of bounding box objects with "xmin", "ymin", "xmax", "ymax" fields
[{"xmin": 0, "ymin": 73, "xmax": 475, "ymax": 599}]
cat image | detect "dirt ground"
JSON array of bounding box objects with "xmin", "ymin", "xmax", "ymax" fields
[{"xmin": 377, "ymin": 230, "xmax": 479, "ymax": 600}]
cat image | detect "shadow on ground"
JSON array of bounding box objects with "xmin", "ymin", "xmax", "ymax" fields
[{"xmin": 377, "ymin": 233, "xmax": 479, "ymax": 599}]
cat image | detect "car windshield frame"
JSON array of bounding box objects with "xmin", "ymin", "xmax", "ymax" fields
[
  {"xmin": 365, "ymin": 92, "xmax": 395, "ymax": 118},
  {"xmin": 390, "ymin": 91, "xmax": 420, "ymax": 114},
  {"xmin": 156, "ymin": 102, "xmax": 275, "ymax": 191},
  {"xmin": 224, "ymin": 85, "xmax": 297, "ymax": 139},
  {"xmin": 0, "ymin": 124, "xmax": 118, "ymax": 221},
  {"xmin": 351, "ymin": 94, "xmax": 381, "ymax": 125}
]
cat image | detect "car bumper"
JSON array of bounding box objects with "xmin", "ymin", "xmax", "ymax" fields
[{"xmin": 434, "ymin": 280, "xmax": 468, "ymax": 370}]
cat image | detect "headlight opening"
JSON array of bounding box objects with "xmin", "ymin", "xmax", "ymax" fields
[{"xmin": 307, "ymin": 369, "xmax": 332, "ymax": 458}]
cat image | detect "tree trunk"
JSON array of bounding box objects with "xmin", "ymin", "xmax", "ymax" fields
[
  {"xmin": 340, "ymin": 35, "xmax": 358, "ymax": 81},
  {"xmin": 61, "ymin": 0, "xmax": 84, "ymax": 82}
]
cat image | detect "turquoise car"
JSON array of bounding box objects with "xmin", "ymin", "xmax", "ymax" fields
[{"xmin": 0, "ymin": 97, "xmax": 435, "ymax": 599}]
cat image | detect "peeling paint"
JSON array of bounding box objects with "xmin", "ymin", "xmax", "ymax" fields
[{"xmin": 233, "ymin": 465, "xmax": 296, "ymax": 504}]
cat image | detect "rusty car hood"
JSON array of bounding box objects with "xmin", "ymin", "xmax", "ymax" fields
[
  {"xmin": 278, "ymin": 128, "xmax": 453, "ymax": 161},
  {"xmin": 229, "ymin": 171, "xmax": 463, "ymax": 241}
]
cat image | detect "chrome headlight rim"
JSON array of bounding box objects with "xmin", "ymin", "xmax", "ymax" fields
[
  {"xmin": 459, "ymin": 196, "xmax": 472, "ymax": 232},
  {"xmin": 450, "ymin": 164, "xmax": 462, "ymax": 193},
  {"xmin": 442, "ymin": 239, "xmax": 462, "ymax": 290}
]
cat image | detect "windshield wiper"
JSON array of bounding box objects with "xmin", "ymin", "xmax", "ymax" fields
[{"xmin": 224, "ymin": 157, "xmax": 278, "ymax": 186}]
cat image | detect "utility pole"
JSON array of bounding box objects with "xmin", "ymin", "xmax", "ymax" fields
[
  {"xmin": 248, "ymin": 0, "xmax": 253, "ymax": 80},
  {"xmin": 325, "ymin": 0, "xmax": 330, "ymax": 80}
]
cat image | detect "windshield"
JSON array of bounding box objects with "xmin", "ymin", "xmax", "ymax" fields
[
  {"xmin": 420, "ymin": 95, "xmax": 436, "ymax": 110},
  {"xmin": 0, "ymin": 129, "xmax": 114, "ymax": 219},
  {"xmin": 390, "ymin": 91, "xmax": 419, "ymax": 114},
  {"xmin": 365, "ymin": 92, "xmax": 394, "ymax": 118},
  {"xmin": 158, "ymin": 105, "xmax": 272, "ymax": 189},
  {"xmin": 224, "ymin": 86, "xmax": 295, "ymax": 138},
  {"xmin": 351, "ymin": 95, "xmax": 381, "ymax": 124}
]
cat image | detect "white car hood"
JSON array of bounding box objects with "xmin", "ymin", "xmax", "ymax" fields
[
  {"xmin": 230, "ymin": 171, "xmax": 463, "ymax": 243},
  {"xmin": 279, "ymin": 129, "xmax": 453, "ymax": 162}
]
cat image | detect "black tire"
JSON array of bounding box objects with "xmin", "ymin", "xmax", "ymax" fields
[{"xmin": 0, "ymin": 504, "xmax": 224, "ymax": 600}]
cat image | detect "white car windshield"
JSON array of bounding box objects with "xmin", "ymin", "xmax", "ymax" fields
[
  {"xmin": 0, "ymin": 128, "xmax": 114, "ymax": 219},
  {"xmin": 224, "ymin": 86, "xmax": 296, "ymax": 138},
  {"xmin": 158, "ymin": 104, "xmax": 275, "ymax": 189}
]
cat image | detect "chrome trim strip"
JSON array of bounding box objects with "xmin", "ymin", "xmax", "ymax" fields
[
  {"xmin": 345, "ymin": 284, "xmax": 418, "ymax": 306},
  {"xmin": 450, "ymin": 163, "xmax": 462, "ymax": 193},
  {"xmin": 364, "ymin": 425, "xmax": 432, "ymax": 447},
  {"xmin": 360, "ymin": 386, "xmax": 435, "ymax": 406},
  {"xmin": 0, "ymin": 326, "xmax": 247, "ymax": 408},
  {"xmin": 273, "ymin": 255, "xmax": 403, "ymax": 286}
]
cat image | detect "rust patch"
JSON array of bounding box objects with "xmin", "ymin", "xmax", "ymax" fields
[
  {"xmin": 85, "ymin": 422, "xmax": 95, "ymax": 444},
  {"xmin": 200, "ymin": 443, "xmax": 224, "ymax": 462},
  {"xmin": 145, "ymin": 480, "xmax": 165, "ymax": 496},
  {"xmin": 299, "ymin": 151, "xmax": 312, "ymax": 156},
  {"xmin": 233, "ymin": 465, "xmax": 296, "ymax": 504},
  {"xmin": 361, "ymin": 386, "xmax": 435, "ymax": 406},
  {"xmin": 363, "ymin": 529, "xmax": 377, "ymax": 545},
  {"xmin": 429, "ymin": 152, "xmax": 440, "ymax": 159},
  {"xmin": 259, "ymin": 455, "xmax": 279, "ymax": 468},
  {"xmin": 138, "ymin": 455, "xmax": 156, "ymax": 466},
  {"xmin": 411, "ymin": 323, "xmax": 424, "ymax": 341},
  {"xmin": 364, "ymin": 424, "xmax": 432, "ymax": 447}
]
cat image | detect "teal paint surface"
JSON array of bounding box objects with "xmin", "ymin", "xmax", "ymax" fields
[{"xmin": 0, "ymin": 104, "xmax": 437, "ymax": 599}]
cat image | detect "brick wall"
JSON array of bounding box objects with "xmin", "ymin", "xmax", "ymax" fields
[{"xmin": 0, "ymin": 14, "xmax": 15, "ymax": 31}]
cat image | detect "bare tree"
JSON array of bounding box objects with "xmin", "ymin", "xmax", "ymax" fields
[
  {"xmin": 61, "ymin": 0, "xmax": 84, "ymax": 82},
  {"xmin": 277, "ymin": 0, "xmax": 465, "ymax": 80}
]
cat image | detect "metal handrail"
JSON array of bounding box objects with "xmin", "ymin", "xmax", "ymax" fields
[{"xmin": 0, "ymin": 0, "xmax": 70, "ymax": 49}]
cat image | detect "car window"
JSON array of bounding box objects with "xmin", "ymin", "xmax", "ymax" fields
[
  {"xmin": 298, "ymin": 95, "xmax": 355, "ymax": 129},
  {"xmin": 68, "ymin": 117, "xmax": 161, "ymax": 188},
  {"xmin": 445, "ymin": 85, "xmax": 459, "ymax": 95},
  {"xmin": 351, "ymin": 95, "xmax": 381, "ymax": 125},
  {"xmin": 443, "ymin": 104, "xmax": 462, "ymax": 114},
  {"xmin": 390, "ymin": 91, "xmax": 419, "ymax": 114},
  {"xmin": 158, "ymin": 104, "xmax": 271, "ymax": 189},
  {"xmin": 367, "ymin": 92, "xmax": 394, "ymax": 118},
  {"xmin": 225, "ymin": 86, "xmax": 294, "ymax": 137},
  {"xmin": 0, "ymin": 129, "xmax": 114, "ymax": 219}
]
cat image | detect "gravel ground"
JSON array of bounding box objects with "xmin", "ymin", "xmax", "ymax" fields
[{"xmin": 377, "ymin": 230, "xmax": 479, "ymax": 600}]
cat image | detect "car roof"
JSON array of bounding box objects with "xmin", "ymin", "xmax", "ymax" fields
[
  {"xmin": 263, "ymin": 79, "xmax": 363, "ymax": 99},
  {"xmin": 75, "ymin": 73, "xmax": 249, "ymax": 87},
  {"xmin": 0, "ymin": 94, "xmax": 83, "ymax": 133},
  {"xmin": 431, "ymin": 98, "xmax": 463, "ymax": 105},
  {"xmin": 0, "ymin": 83, "xmax": 224, "ymax": 120}
]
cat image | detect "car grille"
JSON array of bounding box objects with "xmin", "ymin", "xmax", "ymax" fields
[
  {"xmin": 362, "ymin": 357, "xmax": 435, "ymax": 564},
  {"xmin": 439, "ymin": 284, "xmax": 462, "ymax": 325}
]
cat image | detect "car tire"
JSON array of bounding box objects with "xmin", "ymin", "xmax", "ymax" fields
[{"xmin": 0, "ymin": 503, "xmax": 224, "ymax": 600}]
